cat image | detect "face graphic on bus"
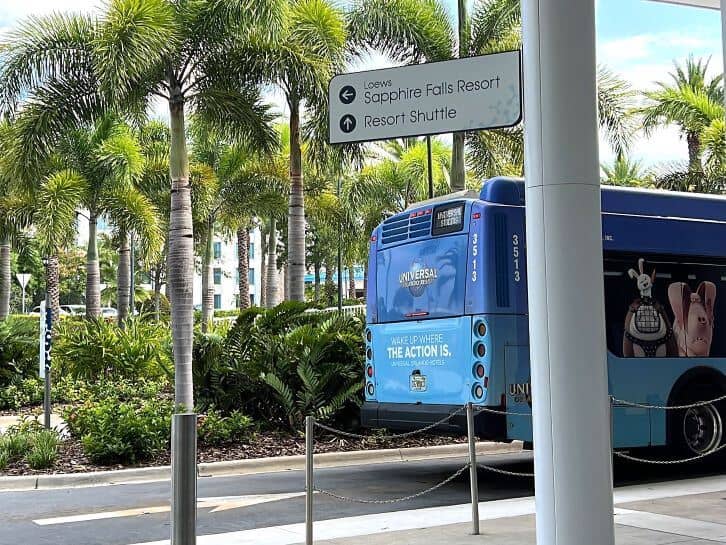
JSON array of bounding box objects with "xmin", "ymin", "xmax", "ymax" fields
[{"xmin": 668, "ymin": 281, "xmax": 716, "ymax": 357}]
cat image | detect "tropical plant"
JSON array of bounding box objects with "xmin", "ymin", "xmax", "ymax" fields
[
  {"xmin": 349, "ymin": 0, "xmax": 637, "ymax": 181},
  {"xmin": 601, "ymin": 156, "xmax": 653, "ymax": 187},
  {"xmin": 190, "ymin": 119, "xmax": 287, "ymax": 329},
  {"xmin": 194, "ymin": 302, "xmax": 364, "ymax": 429},
  {"xmin": 0, "ymin": 0, "xmax": 282, "ymax": 414},
  {"xmin": 53, "ymin": 317, "xmax": 172, "ymax": 380},
  {"xmin": 64, "ymin": 397, "xmax": 173, "ymax": 464},
  {"xmin": 243, "ymin": 0, "xmax": 348, "ymax": 302},
  {"xmin": 640, "ymin": 56, "xmax": 724, "ymax": 172}
]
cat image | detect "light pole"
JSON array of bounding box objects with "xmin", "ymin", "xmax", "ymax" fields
[
  {"xmin": 337, "ymin": 178, "xmax": 343, "ymax": 312},
  {"xmin": 16, "ymin": 273, "xmax": 31, "ymax": 314}
]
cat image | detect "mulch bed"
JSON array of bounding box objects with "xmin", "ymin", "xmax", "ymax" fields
[{"xmin": 1, "ymin": 429, "xmax": 469, "ymax": 477}]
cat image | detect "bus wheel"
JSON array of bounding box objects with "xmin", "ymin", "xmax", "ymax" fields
[{"xmin": 672, "ymin": 384, "xmax": 724, "ymax": 457}]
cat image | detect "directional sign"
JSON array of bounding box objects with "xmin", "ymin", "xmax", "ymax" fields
[{"xmin": 329, "ymin": 50, "xmax": 522, "ymax": 144}]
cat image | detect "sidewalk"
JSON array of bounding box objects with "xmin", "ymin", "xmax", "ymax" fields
[
  {"xmin": 316, "ymin": 484, "xmax": 726, "ymax": 545},
  {"xmin": 0, "ymin": 413, "xmax": 66, "ymax": 435},
  {"xmin": 126, "ymin": 474, "xmax": 726, "ymax": 545}
]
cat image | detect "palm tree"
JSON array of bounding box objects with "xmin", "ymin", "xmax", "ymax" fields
[
  {"xmin": 0, "ymin": 2, "xmax": 281, "ymax": 412},
  {"xmin": 601, "ymin": 156, "xmax": 653, "ymax": 187},
  {"xmin": 350, "ymin": 138, "xmax": 452, "ymax": 217},
  {"xmin": 640, "ymin": 56, "xmax": 723, "ymax": 171},
  {"xmin": 54, "ymin": 116, "xmax": 161, "ymax": 319},
  {"xmin": 245, "ymin": 0, "xmax": 348, "ymax": 302},
  {"xmin": 350, "ymin": 0, "xmax": 636, "ymax": 182}
]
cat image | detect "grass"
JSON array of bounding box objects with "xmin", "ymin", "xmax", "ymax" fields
[
  {"xmin": 0, "ymin": 424, "xmax": 60, "ymax": 471},
  {"xmin": 27, "ymin": 430, "xmax": 59, "ymax": 469}
]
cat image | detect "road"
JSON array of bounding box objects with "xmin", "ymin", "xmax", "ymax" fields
[{"xmin": 1, "ymin": 450, "xmax": 722, "ymax": 545}]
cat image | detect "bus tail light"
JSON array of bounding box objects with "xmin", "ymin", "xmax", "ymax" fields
[
  {"xmin": 365, "ymin": 328, "xmax": 372, "ymax": 342},
  {"xmin": 474, "ymin": 321, "xmax": 487, "ymax": 337},
  {"xmin": 366, "ymin": 347, "xmax": 372, "ymax": 360},
  {"xmin": 366, "ymin": 382, "xmax": 375, "ymax": 396},
  {"xmin": 366, "ymin": 365, "xmax": 374, "ymax": 378},
  {"xmin": 472, "ymin": 384, "xmax": 484, "ymax": 399},
  {"xmin": 473, "ymin": 363, "xmax": 485, "ymax": 379},
  {"xmin": 474, "ymin": 342, "xmax": 486, "ymax": 358}
]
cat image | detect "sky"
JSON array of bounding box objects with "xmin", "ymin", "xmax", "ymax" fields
[{"xmin": 0, "ymin": 0, "xmax": 723, "ymax": 169}]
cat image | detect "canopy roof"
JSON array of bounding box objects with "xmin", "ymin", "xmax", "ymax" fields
[{"xmin": 649, "ymin": 0, "xmax": 719, "ymax": 9}]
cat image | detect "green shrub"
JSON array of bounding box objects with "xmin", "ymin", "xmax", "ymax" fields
[
  {"xmin": 65, "ymin": 397, "xmax": 173, "ymax": 464},
  {"xmin": 54, "ymin": 318, "xmax": 172, "ymax": 380},
  {"xmin": 27, "ymin": 430, "xmax": 59, "ymax": 469},
  {"xmin": 194, "ymin": 302, "xmax": 364, "ymax": 430},
  {"xmin": 0, "ymin": 377, "xmax": 44, "ymax": 410},
  {"xmin": 0, "ymin": 316, "xmax": 40, "ymax": 387},
  {"xmin": 0, "ymin": 449, "xmax": 8, "ymax": 470},
  {"xmin": 198, "ymin": 410, "xmax": 254, "ymax": 446}
]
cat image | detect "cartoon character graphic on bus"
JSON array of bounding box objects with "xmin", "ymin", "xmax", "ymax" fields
[
  {"xmin": 668, "ymin": 281, "xmax": 717, "ymax": 357},
  {"xmin": 623, "ymin": 258, "xmax": 677, "ymax": 357}
]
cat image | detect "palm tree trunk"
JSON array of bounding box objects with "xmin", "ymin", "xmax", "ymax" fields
[
  {"xmin": 46, "ymin": 254, "xmax": 60, "ymax": 325},
  {"xmin": 287, "ymin": 100, "xmax": 306, "ymax": 301},
  {"xmin": 687, "ymin": 131, "xmax": 702, "ymax": 173},
  {"xmin": 265, "ymin": 217, "xmax": 279, "ymax": 308},
  {"xmin": 324, "ymin": 262, "xmax": 335, "ymax": 307},
  {"xmin": 0, "ymin": 235, "xmax": 10, "ymax": 320},
  {"xmin": 283, "ymin": 261, "xmax": 289, "ymax": 301},
  {"xmin": 168, "ymin": 93, "xmax": 194, "ymax": 412},
  {"xmin": 201, "ymin": 217, "xmax": 214, "ymax": 333},
  {"xmin": 450, "ymin": 0, "xmax": 469, "ymax": 192},
  {"xmin": 237, "ymin": 225, "xmax": 250, "ymax": 310},
  {"xmin": 260, "ymin": 237, "xmax": 267, "ymax": 308},
  {"xmin": 117, "ymin": 229, "xmax": 130, "ymax": 325},
  {"xmin": 348, "ymin": 263, "xmax": 356, "ymax": 300},
  {"xmin": 153, "ymin": 266, "xmax": 163, "ymax": 321},
  {"xmin": 85, "ymin": 212, "xmax": 101, "ymax": 318},
  {"xmin": 314, "ymin": 262, "xmax": 321, "ymax": 302}
]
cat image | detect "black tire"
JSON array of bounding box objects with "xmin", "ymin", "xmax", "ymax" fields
[{"xmin": 669, "ymin": 382, "xmax": 725, "ymax": 457}]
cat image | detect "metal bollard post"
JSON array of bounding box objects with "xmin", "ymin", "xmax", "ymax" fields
[
  {"xmin": 466, "ymin": 403, "xmax": 480, "ymax": 535},
  {"xmin": 171, "ymin": 413, "xmax": 197, "ymax": 545},
  {"xmin": 305, "ymin": 416, "xmax": 314, "ymax": 545}
]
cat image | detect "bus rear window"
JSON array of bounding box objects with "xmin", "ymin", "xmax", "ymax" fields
[{"xmin": 432, "ymin": 203, "xmax": 465, "ymax": 236}]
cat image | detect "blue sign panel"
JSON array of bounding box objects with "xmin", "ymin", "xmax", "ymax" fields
[{"xmin": 369, "ymin": 317, "xmax": 474, "ymax": 404}]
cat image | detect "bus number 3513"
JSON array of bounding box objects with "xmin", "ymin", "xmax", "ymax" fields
[{"xmin": 513, "ymin": 234, "xmax": 521, "ymax": 282}]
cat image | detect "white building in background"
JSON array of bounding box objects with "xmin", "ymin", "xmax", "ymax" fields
[
  {"xmin": 192, "ymin": 229, "xmax": 263, "ymax": 311},
  {"xmin": 76, "ymin": 211, "xmax": 262, "ymax": 311}
]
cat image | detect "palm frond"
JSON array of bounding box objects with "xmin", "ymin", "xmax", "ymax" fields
[{"xmin": 347, "ymin": 0, "xmax": 454, "ymax": 63}]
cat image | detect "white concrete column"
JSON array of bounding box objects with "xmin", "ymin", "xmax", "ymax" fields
[{"xmin": 520, "ymin": 1, "xmax": 615, "ymax": 545}]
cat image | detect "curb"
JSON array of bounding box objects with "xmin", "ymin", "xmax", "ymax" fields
[{"xmin": 0, "ymin": 441, "xmax": 522, "ymax": 492}]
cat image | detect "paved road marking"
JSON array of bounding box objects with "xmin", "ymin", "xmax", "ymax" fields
[
  {"xmin": 33, "ymin": 492, "xmax": 306, "ymax": 526},
  {"xmin": 615, "ymin": 508, "xmax": 726, "ymax": 542},
  {"xmin": 127, "ymin": 475, "xmax": 726, "ymax": 545}
]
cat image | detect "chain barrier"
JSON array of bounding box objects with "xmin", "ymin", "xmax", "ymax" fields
[
  {"xmin": 313, "ymin": 405, "xmax": 468, "ymax": 440},
  {"xmin": 611, "ymin": 393, "xmax": 726, "ymax": 411},
  {"xmin": 314, "ymin": 463, "xmax": 471, "ymax": 505},
  {"xmin": 613, "ymin": 443, "xmax": 726, "ymax": 465},
  {"xmin": 477, "ymin": 463, "xmax": 534, "ymax": 478},
  {"xmin": 475, "ymin": 406, "xmax": 533, "ymax": 417}
]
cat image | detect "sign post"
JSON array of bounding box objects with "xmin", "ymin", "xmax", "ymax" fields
[
  {"xmin": 16, "ymin": 273, "xmax": 31, "ymax": 314},
  {"xmin": 39, "ymin": 299, "xmax": 52, "ymax": 429},
  {"xmin": 328, "ymin": 51, "xmax": 522, "ymax": 144}
]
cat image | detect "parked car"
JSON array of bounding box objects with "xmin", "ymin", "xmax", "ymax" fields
[
  {"xmin": 101, "ymin": 307, "xmax": 118, "ymax": 319},
  {"xmin": 60, "ymin": 304, "xmax": 86, "ymax": 316}
]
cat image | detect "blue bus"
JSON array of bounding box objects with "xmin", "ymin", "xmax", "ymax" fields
[{"xmin": 362, "ymin": 177, "xmax": 726, "ymax": 455}]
